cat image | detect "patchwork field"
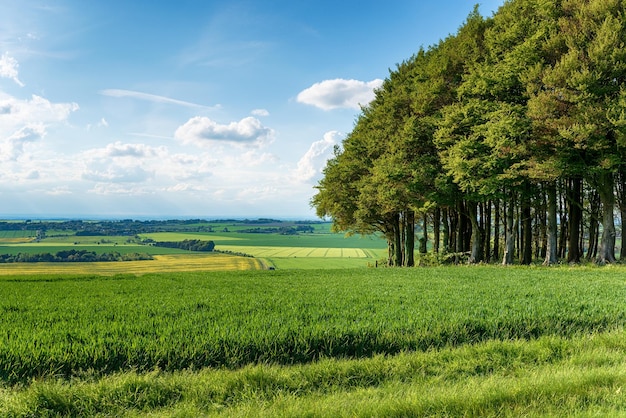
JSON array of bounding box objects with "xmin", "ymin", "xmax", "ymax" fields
[{"xmin": 0, "ymin": 221, "xmax": 388, "ymax": 273}]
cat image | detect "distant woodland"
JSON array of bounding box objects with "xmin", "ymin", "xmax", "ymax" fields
[{"xmin": 313, "ymin": 0, "xmax": 626, "ymax": 266}]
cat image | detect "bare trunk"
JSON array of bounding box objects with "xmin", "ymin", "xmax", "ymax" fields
[
  {"xmin": 503, "ymin": 191, "xmax": 516, "ymax": 265},
  {"xmin": 467, "ymin": 201, "xmax": 483, "ymax": 264},
  {"xmin": 544, "ymin": 182, "xmax": 559, "ymax": 265},
  {"xmin": 405, "ymin": 210, "xmax": 415, "ymax": 267},
  {"xmin": 493, "ymin": 199, "xmax": 500, "ymax": 261},
  {"xmin": 567, "ymin": 177, "xmax": 582, "ymax": 264},
  {"xmin": 596, "ymin": 172, "xmax": 616, "ymax": 264},
  {"xmin": 521, "ymin": 184, "xmax": 532, "ymax": 265},
  {"xmin": 433, "ymin": 207, "xmax": 441, "ymax": 253},
  {"xmin": 442, "ymin": 207, "xmax": 450, "ymax": 253},
  {"xmin": 394, "ymin": 212, "xmax": 403, "ymax": 267}
]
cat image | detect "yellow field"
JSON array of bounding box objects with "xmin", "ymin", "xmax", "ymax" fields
[
  {"xmin": 220, "ymin": 245, "xmax": 380, "ymax": 258},
  {"xmin": 140, "ymin": 232, "xmax": 242, "ymax": 241},
  {"xmin": 0, "ymin": 253, "xmax": 264, "ymax": 276}
]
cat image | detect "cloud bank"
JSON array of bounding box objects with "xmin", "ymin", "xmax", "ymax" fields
[{"xmin": 297, "ymin": 78, "xmax": 383, "ymax": 110}]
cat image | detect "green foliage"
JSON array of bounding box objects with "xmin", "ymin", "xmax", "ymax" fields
[{"xmin": 153, "ymin": 239, "xmax": 215, "ymax": 252}]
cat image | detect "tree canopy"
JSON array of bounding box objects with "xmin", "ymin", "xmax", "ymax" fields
[{"xmin": 312, "ymin": 0, "xmax": 626, "ymax": 266}]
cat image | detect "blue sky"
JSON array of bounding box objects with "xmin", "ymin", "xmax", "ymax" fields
[{"xmin": 0, "ymin": 0, "xmax": 504, "ymax": 219}]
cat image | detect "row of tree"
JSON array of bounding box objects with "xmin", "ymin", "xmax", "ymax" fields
[
  {"xmin": 313, "ymin": 0, "xmax": 626, "ymax": 265},
  {"xmin": 152, "ymin": 239, "xmax": 216, "ymax": 252}
]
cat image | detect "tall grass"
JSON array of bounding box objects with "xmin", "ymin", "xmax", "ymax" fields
[
  {"xmin": 2, "ymin": 331, "xmax": 624, "ymax": 416},
  {"xmin": 1, "ymin": 266, "xmax": 624, "ymax": 385}
]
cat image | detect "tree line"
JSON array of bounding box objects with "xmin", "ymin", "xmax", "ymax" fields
[
  {"xmin": 313, "ymin": 0, "xmax": 626, "ymax": 266},
  {"xmin": 0, "ymin": 250, "xmax": 153, "ymax": 263},
  {"xmin": 152, "ymin": 239, "xmax": 216, "ymax": 252}
]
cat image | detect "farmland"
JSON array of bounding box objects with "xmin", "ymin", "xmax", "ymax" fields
[
  {"xmin": 1, "ymin": 266, "xmax": 625, "ymax": 416},
  {"xmin": 0, "ymin": 219, "xmax": 387, "ymax": 272}
]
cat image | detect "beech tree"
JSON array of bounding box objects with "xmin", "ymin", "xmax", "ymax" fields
[{"xmin": 313, "ymin": 0, "xmax": 626, "ymax": 266}]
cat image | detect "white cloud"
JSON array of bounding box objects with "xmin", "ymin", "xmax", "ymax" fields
[
  {"xmin": 251, "ymin": 108, "xmax": 269, "ymax": 116},
  {"xmin": 100, "ymin": 89, "xmax": 219, "ymax": 110},
  {"xmin": 1, "ymin": 123, "xmax": 46, "ymax": 161},
  {"xmin": 0, "ymin": 94, "xmax": 79, "ymax": 127},
  {"xmin": 0, "ymin": 52, "xmax": 24, "ymax": 87},
  {"xmin": 293, "ymin": 130, "xmax": 341, "ymax": 183},
  {"xmin": 174, "ymin": 116, "xmax": 274, "ymax": 147},
  {"xmin": 296, "ymin": 78, "xmax": 383, "ymax": 110}
]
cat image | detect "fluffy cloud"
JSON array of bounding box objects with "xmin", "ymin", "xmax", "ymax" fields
[
  {"xmin": 293, "ymin": 131, "xmax": 342, "ymax": 183},
  {"xmin": 0, "ymin": 94, "xmax": 79, "ymax": 160},
  {"xmin": 1, "ymin": 124, "xmax": 46, "ymax": 161},
  {"xmin": 296, "ymin": 78, "xmax": 383, "ymax": 110},
  {"xmin": 174, "ymin": 116, "xmax": 274, "ymax": 147},
  {"xmin": 0, "ymin": 94, "xmax": 79, "ymax": 127},
  {"xmin": 80, "ymin": 142, "xmax": 166, "ymax": 186},
  {"xmin": 0, "ymin": 52, "xmax": 24, "ymax": 87}
]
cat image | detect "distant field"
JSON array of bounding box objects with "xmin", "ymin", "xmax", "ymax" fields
[
  {"xmin": 138, "ymin": 229, "xmax": 388, "ymax": 269},
  {"xmin": 0, "ymin": 253, "xmax": 263, "ymax": 275},
  {"xmin": 0, "ymin": 221, "xmax": 388, "ymax": 272}
]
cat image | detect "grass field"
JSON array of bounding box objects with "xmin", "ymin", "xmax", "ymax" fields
[{"xmin": 1, "ymin": 266, "xmax": 625, "ymax": 416}]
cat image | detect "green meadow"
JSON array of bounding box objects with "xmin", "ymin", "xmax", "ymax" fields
[
  {"xmin": 0, "ymin": 223, "xmax": 625, "ymax": 416},
  {"xmin": 0, "ymin": 266, "xmax": 625, "ymax": 416}
]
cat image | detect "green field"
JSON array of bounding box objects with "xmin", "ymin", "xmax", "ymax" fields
[
  {"xmin": 0, "ymin": 222, "xmax": 388, "ymax": 272},
  {"xmin": 1, "ymin": 266, "xmax": 625, "ymax": 416}
]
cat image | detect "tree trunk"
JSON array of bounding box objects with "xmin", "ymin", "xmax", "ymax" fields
[
  {"xmin": 433, "ymin": 207, "xmax": 441, "ymax": 254},
  {"xmin": 394, "ymin": 212, "xmax": 403, "ymax": 267},
  {"xmin": 493, "ymin": 199, "xmax": 500, "ymax": 261},
  {"xmin": 442, "ymin": 207, "xmax": 450, "ymax": 253},
  {"xmin": 484, "ymin": 201, "xmax": 492, "ymax": 262},
  {"xmin": 558, "ymin": 183, "xmax": 568, "ymax": 259},
  {"xmin": 586, "ymin": 190, "xmax": 600, "ymax": 261},
  {"xmin": 596, "ymin": 172, "xmax": 617, "ymax": 264},
  {"xmin": 521, "ymin": 184, "xmax": 532, "ymax": 265},
  {"xmin": 544, "ymin": 182, "xmax": 559, "ymax": 265},
  {"xmin": 618, "ymin": 166, "xmax": 626, "ymax": 260},
  {"xmin": 405, "ymin": 210, "xmax": 415, "ymax": 267},
  {"xmin": 467, "ymin": 201, "xmax": 483, "ymax": 264},
  {"xmin": 503, "ymin": 191, "xmax": 516, "ymax": 265},
  {"xmin": 567, "ymin": 177, "xmax": 582, "ymax": 264}
]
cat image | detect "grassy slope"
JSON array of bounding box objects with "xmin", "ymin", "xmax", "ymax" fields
[{"xmin": 0, "ymin": 266, "xmax": 625, "ymax": 416}]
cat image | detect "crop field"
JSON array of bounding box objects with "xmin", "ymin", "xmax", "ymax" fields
[
  {"xmin": 0, "ymin": 221, "xmax": 388, "ymax": 273},
  {"xmin": 1, "ymin": 266, "xmax": 625, "ymax": 416},
  {"xmin": 0, "ymin": 254, "xmax": 263, "ymax": 275},
  {"xmin": 138, "ymin": 229, "xmax": 388, "ymax": 269}
]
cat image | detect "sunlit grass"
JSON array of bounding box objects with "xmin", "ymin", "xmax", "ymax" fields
[{"xmin": 1, "ymin": 331, "xmax": 624, "ymax": 417}]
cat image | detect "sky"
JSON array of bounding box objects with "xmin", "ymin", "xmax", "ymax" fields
[{"xmin": 0, "ymin": 0, "xmax": 505, "ymax": 219}]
